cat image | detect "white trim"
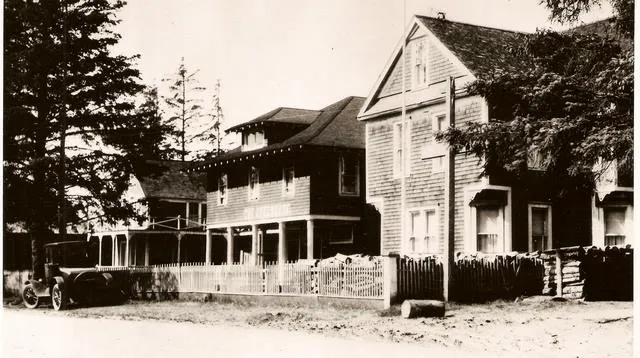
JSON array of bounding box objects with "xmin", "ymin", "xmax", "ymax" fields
[
  {"xmin": 463, "ymin": 184, "xmax": 512, "ymax": 253},
  {"xmin": 338, "ymin": 155, "xmax": 360, "ymax": 197},
  {"xmin": 248, "ymin": 166, "xmax": 260, "ymax": 201},
  {"xmin": 217, "ymin": 172, "xmax": 228, "ymax": 206},
  {"xmin": 403, "ymin": 205, "xmax": 440, "ymax": 255},
  {"xmin": 592, "ymin": 197, "xmax": 633, "ymax": 247},
  {"xmin": 527, "ymin": 204, "xmax": 553, "ymax": 252},
  {"xmin": 207, "ymin": 215, "xmax": 361, "ymax": 230},
  {"xmin": 358, "ymin": 16, "xmax": 476, "ymax": 120}
]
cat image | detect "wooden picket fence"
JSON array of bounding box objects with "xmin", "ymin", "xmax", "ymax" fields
[
  {"xmin": 397, "ymin": 256, "xmax": 443, "ymax": 301},
  {"xmin": 107, "ymin": 261, "xmax": 384, "ymax": 299},
  {"xmin": 395, "ymin": 254, "xmax": 544, "ymax": 303}
]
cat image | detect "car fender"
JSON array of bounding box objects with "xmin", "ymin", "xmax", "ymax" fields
[
  {"xmin": 49, "ymin": 276, "xmax": 65, "ymax": 291},
  {"xmin": 23, "ymin": 280, "xmax": 49, "ymax": 297}
]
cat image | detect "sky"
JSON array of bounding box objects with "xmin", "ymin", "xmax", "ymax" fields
[{"xmin": 112, "ymin": 0, "xmax": 613, "ymax": 140}]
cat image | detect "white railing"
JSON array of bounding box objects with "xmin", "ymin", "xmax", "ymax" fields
[{"xmin": 116, "ymin": 260, "xmax": 384, "ymax": 299}]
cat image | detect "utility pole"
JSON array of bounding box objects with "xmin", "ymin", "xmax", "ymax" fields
[
  {"xmin": 442, "ymin": 76, "xmax": 456, "ymax": 302},
  {"xmin": 58, "ymin": 0, "xmax": 69, "ymax": 241}
]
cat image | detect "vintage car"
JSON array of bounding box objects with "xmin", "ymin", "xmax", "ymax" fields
[{"xmin": 22, "ymin": 241, "xmax": 129, "ymax": 310}]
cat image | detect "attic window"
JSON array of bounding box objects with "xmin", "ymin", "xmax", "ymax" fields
[
  {"xmin": 412, "ymin": 39, "xmax": 428, "ymax": 88},
  {"xmin": 242, "ymin": 130, "xmax": 266, "ymax": 151}
]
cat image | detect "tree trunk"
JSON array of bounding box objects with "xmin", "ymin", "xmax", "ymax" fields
[{"xmin": 401, "ymin": 299, "xmax": 445, "ymax": 318}]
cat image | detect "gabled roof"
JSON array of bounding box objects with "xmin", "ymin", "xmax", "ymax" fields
[
  {"xmin": 416, "ymin": 16, "xmax": 528, "ymax": 75},
  {"xmin": 226, "ymin": 107, "xmax": 321, "ymax": 133},
  {"xmin": 136, "ymin": 160, "xmax": 206, "ymax": 201},
  {"xmin": 189, "ymin": 96, "xmax": 366, "ymax": 171},
  {"xmin": 358, "ymin": 15, "xmax": 530, "ymax": 119}
]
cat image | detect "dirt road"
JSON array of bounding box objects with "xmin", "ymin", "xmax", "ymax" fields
[
  {"xmin": 3, "ymin": 297, "xmax": 632, "ymax": 357},
  {"xmin": 3, "ymin": 309, "xmax": 479, "ymax": 358}
]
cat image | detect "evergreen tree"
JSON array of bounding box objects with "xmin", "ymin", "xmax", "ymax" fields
[
  {"xmin": 162, "ymin": 57, "xmax": 206, "ymax": 161},
  {"xmin": 436, "ymin": 0, "xmax": 632, "ymax": 197},
  {"xmin": 193, "ymin": 79, "xmax": 227, "ymax": 160},
  {"xmin": 4, "ymin": 0, "xmax": 151, "ymax": 278}
]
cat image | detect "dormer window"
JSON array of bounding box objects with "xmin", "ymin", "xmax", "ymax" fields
[
  {"xmin": 242, "ymin": 130, "xmax": 266, "ymax": 151},
  {"xmin": 412, "ymin": 39, "xmax": 428, "ymax": 88}
]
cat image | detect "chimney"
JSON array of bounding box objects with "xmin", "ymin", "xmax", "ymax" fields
[{"xmin": 437, "ymin": 12, "xmax": 446, "ymax": 20}]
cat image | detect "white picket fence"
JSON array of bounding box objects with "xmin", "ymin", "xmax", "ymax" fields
[{"xmin": 98, "ymin": 261, "xmax": 384, "ymax": 299}]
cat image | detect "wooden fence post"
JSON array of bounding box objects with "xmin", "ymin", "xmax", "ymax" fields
[
  {"xmin": 555, "ymin": 250, "xmax": 563, "ymax": 298},
  {"xmin": 383, "ymin": 254, "xmax": 398, "ymax": 309}
]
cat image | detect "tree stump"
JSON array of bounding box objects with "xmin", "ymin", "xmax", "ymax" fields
[{"xmin": 401, "ymin": 299, "xmax": 445, "ymax": 318}]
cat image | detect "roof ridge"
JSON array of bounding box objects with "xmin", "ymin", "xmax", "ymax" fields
[
  {"xmin": 290, "ymin": 97, "xmax": 356, "ymax": 145},
  {"xmin": 415, "ymin": 14, "xmax": 530, "ymax": 35}
]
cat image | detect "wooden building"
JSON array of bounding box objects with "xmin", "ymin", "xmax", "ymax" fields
[
  {"xmin": 358, "ymin": 15, "xmax": 633, "ymax": 256},
  {"xmin": 190, "ymin": 96, "xmax": 379, "ymax": 265},
  {"xmin": 87, "ymin": 160, "xmax": 207, "ymax": 266}
]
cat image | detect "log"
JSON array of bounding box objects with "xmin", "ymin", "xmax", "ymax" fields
[{"xmin": 401, "ymin": 299, "xmax": 445, "ymax": 319}]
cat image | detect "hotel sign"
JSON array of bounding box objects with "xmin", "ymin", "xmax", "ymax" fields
[{"xmin": 243, "ymin": 203, "xmax": 292, "ymax": 220}]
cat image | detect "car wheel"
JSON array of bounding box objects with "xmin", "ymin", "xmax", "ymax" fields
[
  {"xmin": 22, "ymin": 284, "xmax": 40, "ymax": 309},
  {"xmin": 51, "ymin": 283, "xmax": 68, "ymax": 311}
]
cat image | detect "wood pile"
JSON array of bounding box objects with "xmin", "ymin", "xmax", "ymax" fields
[{"xmin": 541, "ymin": 246, "xmax": 633, "ymax": 300}]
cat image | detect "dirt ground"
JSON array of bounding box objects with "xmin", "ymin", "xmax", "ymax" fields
[{"xmin": 3, "ymin": 296, "xmax": 633, "ymax": 357}]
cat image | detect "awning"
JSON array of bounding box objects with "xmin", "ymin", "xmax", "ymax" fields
[
  {"xmin": 469, "ymin": 189, "xmax": 508, "ymax": 207},
  {"xmin": 597, "ymin": 191, "xmax": 633, "ymax": 206}
]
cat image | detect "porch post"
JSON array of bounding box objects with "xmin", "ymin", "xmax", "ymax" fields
[
  {"xmin": 226, "ymin": 226, "xmax": 234, "ymax": 264},
  {"xmin": 98, "ymin": 236, "xmax": 103, "ymax": 266},
  {"xmin": 112, "ymin": 235, "xmax": 117, "ymax": 266},
  {"xmin": 205, "ymin": 229, "xmax": 212, "ymax": 264},
  {"xmin": 278, "ymin": 221, "xmax": 287, "ymax": 264},
  {"xmin": 177, "ymin": 233, "xmax": 182, "ymax": 264},
  {"xmin": 251, "ymin": 224, "xmax": 258, "ymax": 265},
  {"xmin": 306, "ymin": 219, "xmax": 314, "ymax": 259},
  {"xmin": 124, "ymin": 233, "xmax": 130, "ymax": 266},
  {"xmin": 144, "ymin": 236, "xmax": 150, "ymax": 266}
]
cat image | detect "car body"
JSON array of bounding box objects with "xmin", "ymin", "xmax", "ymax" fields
[{"xmin": 22, "ymin": 241, "xmax": 129, "ymax": 310}]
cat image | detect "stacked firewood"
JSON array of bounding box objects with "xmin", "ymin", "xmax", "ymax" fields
[{"xmin": 540, "ymin": 247, "xmax": 585, "ymax": 299}]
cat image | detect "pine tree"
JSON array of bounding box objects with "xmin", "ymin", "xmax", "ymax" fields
[
  {"xmin": 162, "ymin": 58, "xmax": 206, "ymax": 161},
  {"xmin": 193, "ymin": 79, "xmax": 227, "ymax": 160},
  {"xmin": 4, "ymin": 0, "xmax": 153, "ymax": 278}
]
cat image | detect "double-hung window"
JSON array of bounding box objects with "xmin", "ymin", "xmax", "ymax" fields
[
  {"xmin": 528, "ymin": 204, "xmax": 552, "ymax": 251},
  {"xmin": 217, "ymin": 173, "xmax": 227, "ymax": 206},
  {"xmin": 406, "ymin": 208, "xmax": 438, "ymax": 254},
  {"xmin": 339, "ymin": 156, "xmax": 359, "ymax": 196},
  {"xmin": 248, "ymin": 166, "xmax": 260, "ymax": 200},
  {"xmin": 477, "ymin": 207, "xmax": 500, "ymax": 253},
  {"xmin": 283, "ymin": 167, "xmax": 295, "ymax": 196},
  {"xmin": 412, "ymin": 38, "xmax": 428, "ymax": 88},
  {"xmin": 604, "ymin": 207, "xmax": 627, "ymax": 246}
]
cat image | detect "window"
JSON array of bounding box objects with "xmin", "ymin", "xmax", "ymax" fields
[
  {"xmin": 527, "ymin": 147, "xmax": 545, "ymax": 171},
  {"xmin": 328, "ymin": 223, "xmax": 355, "ymax": 244},
  {"xmin": 242, "ymin": 130, "xmax": 266, "ymax": 151},
  {"xmin": 283, "ymin": 167, "xmax": 295, "ymax": 196},
  {"xmin": 412, "ymin": 39, "xmax": 428, "ymax": 88},
  {"xmin": 604, "ymin": 207, "xmax": 626, "ymax": 246},
  {"xmin": 188, "ymin": 202, "xmax": 199, "ymax": 223},
  {"xmin": 393, "ymin": 121, "xmax": 411, "ymax": 177},
  {"xmin": 248, "ymin": 166, "xmax": 260, "ymax": 200},
  {"xmin": 477, "ymin": 207, "xmax": 500, "ymax": 253},
  {"xmin": 528, "ymin": 205, "xmax": 552, "ymax": 252},
  {"xmin": 217, "ymin": 173, "xmax": 227, "ymax": 205},
  {"xmin": 339, "ymin": 156, "xmax": 359, "ymax": 196},
  {"xmin": 406, "ymin": 208, "xmax": 438, "ymax": 254},
  {"xmin": 433, "ymin": 114, "xmax": 447, "ymax": 132}
]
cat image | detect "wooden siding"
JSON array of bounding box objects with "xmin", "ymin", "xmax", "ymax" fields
[
  {"xmin": 206, "ymin": 161, "xmax": 311, "ymax": 226},
  {"xmin": 366, "ymin": 96, "xmax": 484, "ymax": 255},
  {"xmin": 378, "ymin": 36, "xmax": 467, "ymax": 98}
]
